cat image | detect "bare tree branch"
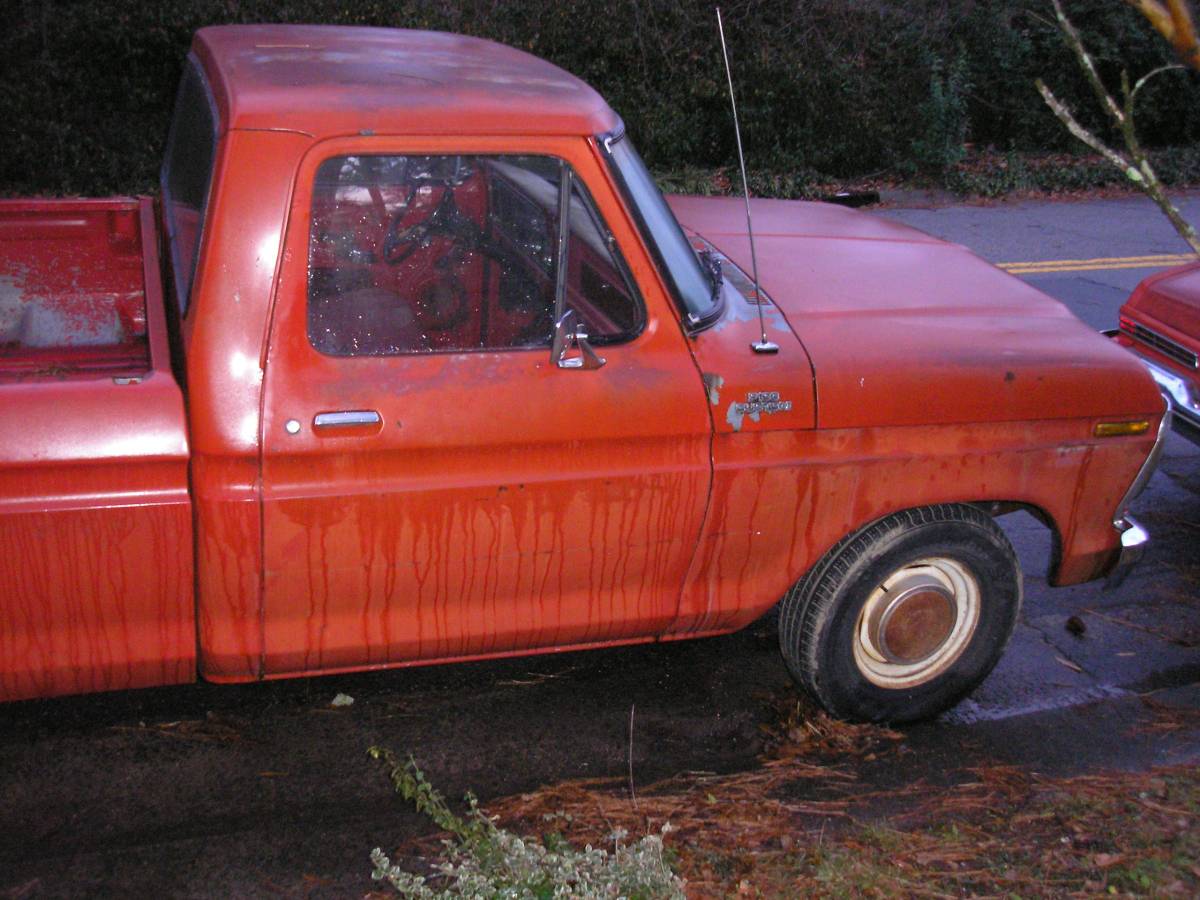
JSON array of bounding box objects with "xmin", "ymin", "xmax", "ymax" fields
[
  {"xmin": 1040, "ymin": 1, "xmax": 1200, "ymax": 254},
  {"xmin": 1125, "ymin": 0, "xmax": 1200, "ymax": 69},
  {"xmin": 1052, "ymin": 0, "xmax": 1126, "ymax": 124},
  {"xmin": 1128, "ymin": 0, "xmax": 1178, "ymax": 37},
  {"xmin": 1131, "ymin": 63, "xmax": 1186, "ymax": 100},
  {"xmin": 1035, "ymin": 80, "xmax": 1140, "ymax": 177}
]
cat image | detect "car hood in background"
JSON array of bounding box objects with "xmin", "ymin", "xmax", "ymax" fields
[{"xmin": 1125, "ymin": 260, "xmax": 1200, "ymax": 339}]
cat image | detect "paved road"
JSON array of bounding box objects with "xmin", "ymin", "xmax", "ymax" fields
[
  {"xmin": 2, "ymin": 194, "xmax": 1198, "ymax": 899},
  {"xmin": 882, "ymin": 193, "xmax": 1200, "ymax": 329}
]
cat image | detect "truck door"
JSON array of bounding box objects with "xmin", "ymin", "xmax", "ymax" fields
[{"xmin": 258, "ymin": 137, "xmax": 711, "ymax": 676}]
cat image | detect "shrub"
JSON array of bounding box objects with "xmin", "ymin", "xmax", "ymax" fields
[
  {"xmin": 910, "ymin": 52, "xmax": 973, "ymax": 174},
  {"xmin": 942, "ymin": 144, "xmax": 1200, "ymax": 197},
  {"xmin": 945, "ymin": 149, "xmax": 1034, "ymax": 197},
  {"xmin": 3, "ymin": 0, "xmax": 1196, "ymax": 196},
  {"xmin": 367, "ymin": 746, "xmax": 685, "ymax": 899}
]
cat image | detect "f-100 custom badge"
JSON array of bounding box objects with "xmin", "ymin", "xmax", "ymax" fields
[
  {"xmin": 727, "ymin": 390, "xmax": 793, "ymax": 430},
  {"xmin": 732, "ymin": 391, "xmax": 792, "ymax": 416}
]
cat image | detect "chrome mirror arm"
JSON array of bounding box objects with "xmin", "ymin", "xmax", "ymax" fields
[
  {"xmin": 572, "ymin": 324, "xmax": 606, "ymax": 369},
  {"xmin": 552, "ymin": 309, "xmax": 605, "ymax": 370},
  {"xmin": 550, "ymin": 308, "xmax": 575, "ymax": 365}
]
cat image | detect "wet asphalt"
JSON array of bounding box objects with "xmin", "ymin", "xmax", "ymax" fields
[{"xmin": 1, "ymin": 193, "xmax": 1198, "ymax": 898}]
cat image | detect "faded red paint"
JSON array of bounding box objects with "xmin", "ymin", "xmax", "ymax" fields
[
  {"xmin": 0, "ymin": 26, "xmax": 1166, "ymax": 703},
  {"xmin": 257, "ymin": 134, "xmax": 711, "ymax": 673},
  {"xmin": 0, "ymin": 200, "xmax": 151, "ymax": 378},
  {"xmin": 192, "ymin": 25, "xmax": 618, "ymax": 138},
  {"xmin": 0, "ymin": 199, "xmax": 193, "ymax": 701},
  {"xmin": 670, "ymin": 195, "xmax": 1163, "ymax": 429},
  {"xmin": 1125, "ymin": 261, "xmax": 1200, "ymax": 337}
]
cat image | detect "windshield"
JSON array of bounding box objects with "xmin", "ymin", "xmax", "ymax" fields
[{"xmin": 600, "ymin": 131, "xmax": 719, "ymax": 325}]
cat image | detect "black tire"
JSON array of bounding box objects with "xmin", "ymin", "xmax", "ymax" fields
[{"xmin": 779, "ymin": 504, "xmax": 1022, "ymax": 724}]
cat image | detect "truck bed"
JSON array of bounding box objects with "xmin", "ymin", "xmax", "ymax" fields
[
  {"xmin": 0, "ymin": 198, "xmax": 154, "ymax": 378},
  {"xmin": 0, "ymin": 197, "xmax": 195, "ymax": 702}
]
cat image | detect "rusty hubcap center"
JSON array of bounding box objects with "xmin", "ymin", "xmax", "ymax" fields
[{"xmin": 874, "ymin": 586, "xmax": 957, "ymax": 664}]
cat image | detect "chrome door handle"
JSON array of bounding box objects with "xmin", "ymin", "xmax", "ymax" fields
[{"xmin": 313, "ymin": 410, "xmax": 382, "ymax": 428}]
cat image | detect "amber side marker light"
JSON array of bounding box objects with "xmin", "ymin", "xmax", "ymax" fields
[{"xmin": 1094, "ymin": 420, "xmax": 1151, "ymax": 437}]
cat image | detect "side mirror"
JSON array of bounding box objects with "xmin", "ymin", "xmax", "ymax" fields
[{"xmin": 551, "ymin": 309, "xmax": 606, "ymax": 370}]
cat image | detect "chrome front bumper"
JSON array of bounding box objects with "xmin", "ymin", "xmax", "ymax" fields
[
  {"xmin": 1106, "ymin": 329, "xmax": 1200, "ymax": 444},
  {"xmin": 1110, "ymin": 514, "xmax": 1150, "ymax": 581},
  {"xmin": 1141, "ymin": 358, "xmax": 1200, "ymax": 443},
  {"xmin": 1106, "ymin": 401, "xmax": 1170, "ymax": 583}
]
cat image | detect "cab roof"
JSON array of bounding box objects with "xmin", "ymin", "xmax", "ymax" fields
[{"xmin": 192, "ymin": 24, "xmax": 619, "ymax": 138}]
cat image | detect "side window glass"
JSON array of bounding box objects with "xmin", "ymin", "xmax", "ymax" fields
[
  {"xmin": 307, "ymin": 154, "xmax": 644, "ymax": 356},
  {"xmin": 160, "ymin": 58, "xmax": 217, "ymax": 317},
  {"xmin": 565, "ymin": 179, "xmax": 644, "ymax": 343}
]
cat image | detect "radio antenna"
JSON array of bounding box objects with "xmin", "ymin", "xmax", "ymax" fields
[{"xmin": 717, "ymin": 7, "xmax": 778, "ymax": 354}]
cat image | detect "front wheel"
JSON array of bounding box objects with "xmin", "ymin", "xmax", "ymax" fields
[{"xmin": 779, "ymin": 504, "xmax": 1022, "ymax": 723}]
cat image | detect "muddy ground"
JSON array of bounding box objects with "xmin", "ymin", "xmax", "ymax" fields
[{"xmin": 2, "ymin": 636, "xmax": 1197, "ymax": 899}]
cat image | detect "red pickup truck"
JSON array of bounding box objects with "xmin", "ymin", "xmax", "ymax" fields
[{"xmin": 0, "ymin": 25, "xmax": 1167, "ymax": 722}]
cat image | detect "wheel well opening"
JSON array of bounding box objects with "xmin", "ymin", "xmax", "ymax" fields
[{"xmin": 969, "ymin": 500, "xmax": 1062, "ymax": 584}]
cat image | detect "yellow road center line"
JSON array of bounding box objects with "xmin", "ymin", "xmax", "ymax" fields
[
  {"xmin": 998, "ymin": 253, "xmax": 1196, "ymax": 274},
  {"xmin": 1004, "ymin": 260, "xmax": 1195, "ymax": 274}
]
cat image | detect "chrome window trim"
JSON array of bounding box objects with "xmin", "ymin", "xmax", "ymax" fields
[{"xmin": 597, "ymin": 126, "xmax": 724, "ymax": 331}]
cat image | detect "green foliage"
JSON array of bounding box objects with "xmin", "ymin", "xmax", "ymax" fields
[
  {"xmin": 910, "ymin": 53, "xmax": 973, "ymax": 174},
  {"xmin": 652, "ymin": 165, "xmax": 823, "ymax": 200},
  {"xmin": 2, "ymin": 0, "xmax": 1198, "ymax": 197},
  {"xmin": 945, "ymin": 150, "xmax": 1034, "ymax": 197},
  {"xmin": 944, "ymin": 145, "xmax": 1200, "ymax": 197},
  {"xmin": 367, "ymin": 746, "xmax": 684, "ymax": 899},
  {"xmin": 1146, "ymin": 144, "xmax": 1200, "ymax": 183},
  {"xmin": 368, "ymin": 747, "xmax": 490, "ymax": 846}
]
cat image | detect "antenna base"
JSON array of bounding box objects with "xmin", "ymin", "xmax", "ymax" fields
[{"xmin": 750, "ymin": 340, "xmax": 780, "ymax": 355}]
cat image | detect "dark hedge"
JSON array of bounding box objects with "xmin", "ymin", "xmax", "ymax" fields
[{"xmin": 3, "ymin": 0, "xmax": 1198, "ymax": 196}]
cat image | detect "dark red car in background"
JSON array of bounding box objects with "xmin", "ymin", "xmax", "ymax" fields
[{"xmin": 1114, "ymin": 262, "xmax": 1200, "ymax": 445}]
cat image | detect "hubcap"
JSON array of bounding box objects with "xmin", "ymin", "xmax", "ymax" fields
[{"xmin": 854, "ymin": 558, "xmax": 981, "ymax": 689}]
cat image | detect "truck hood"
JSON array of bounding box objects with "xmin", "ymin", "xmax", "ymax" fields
[
  {"xmin": 669, "ymin": 195, "xmax": 1163, "ymax": 429},
  {"xmin": 1124, "ymin": 260, "xmax": 1200, "ymax": 340}
]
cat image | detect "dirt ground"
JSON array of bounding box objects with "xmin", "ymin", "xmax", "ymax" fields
[{"xmin": 1, "ymin": 605, "xmax": 1198, "ymax": 898}]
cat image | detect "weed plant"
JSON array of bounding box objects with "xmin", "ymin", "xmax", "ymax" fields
[{"xmin": 367, "ymin": 746, "xmax": 684, "ymax": 899}]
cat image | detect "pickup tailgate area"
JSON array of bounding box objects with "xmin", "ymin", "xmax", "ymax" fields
[{"xmin": 0, "ymin": 198, "xmax": 194, "ymax": 701}]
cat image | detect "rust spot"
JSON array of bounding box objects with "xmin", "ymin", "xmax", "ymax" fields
[
  {"xmin": 880, "ymin": 590, "xmax": 955, "ymax": 663},
  {"xmin": 701, "ymin": 372, "xmax": 724, "ymax": 406}
]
